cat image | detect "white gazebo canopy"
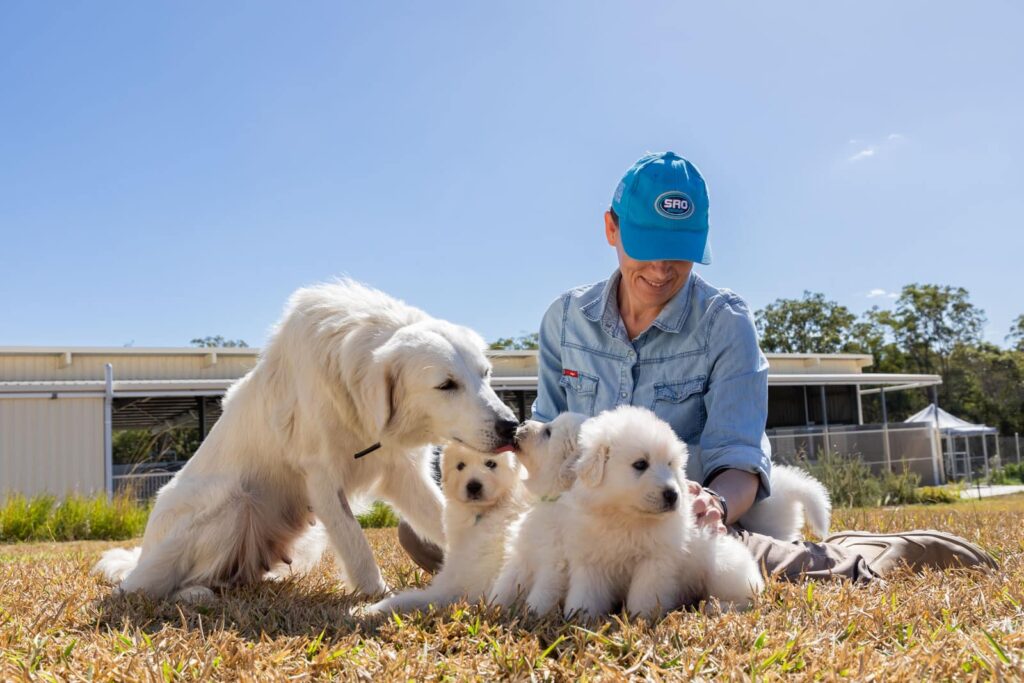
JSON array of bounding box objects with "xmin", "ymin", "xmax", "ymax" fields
[{"xmin": 905, "ymin": 403, "xmax": 997, "ymax": 435}]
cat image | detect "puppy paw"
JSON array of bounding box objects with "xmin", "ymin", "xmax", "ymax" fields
[{"xmin": 173, "ymin": 585, "xmax": 216, "ymax": 604}]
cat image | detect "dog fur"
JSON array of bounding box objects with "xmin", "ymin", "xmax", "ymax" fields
[
  {"xmin": 488, "ymin": 412, "xmax": 588, "ymax": 614},
  {"xmin": 561, "ymin": 407, "xmax": 764, "ymax": 620},
  {"xmin": 366, "ymin": 442, "xmax": 528, "ymax": 615},
  {"xmin": 740, "ymin": 464, "xmax": 832, "ymax": 541},
  {"xmin": 93, "ymin": 279, "xmax": 518, "ymax": 602}
]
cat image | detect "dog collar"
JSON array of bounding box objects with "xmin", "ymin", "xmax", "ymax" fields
[{"xmin": 353, "ymin": 442, "xmax": 382, "ymax": 459}]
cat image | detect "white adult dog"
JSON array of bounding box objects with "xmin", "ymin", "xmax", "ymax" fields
[
  {"xmin": 94, "ymin": 279, "xmax": 519, "ymax": 602},
  {"xmin": 489, "ymin": 412, "xmax": 587, "ymax": 614},
  {"xmin": 562, "ymin": 407, "xmax": 764, "ymax": 620},
  {"xmin": 366, "ymin": 442, "xmax": 528, "ymax": 615}
]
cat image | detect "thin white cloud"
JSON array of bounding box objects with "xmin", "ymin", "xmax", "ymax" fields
[
  {"xmin": 849, "ymin": 148, "xmax": 877, "ymax": 163},
  {"xmin": 847, "ymin": 132, "xmax": 906, "ymax": 163},
  {"xmin": 867, "ymin": 288, "xmax": 900, "ymax": 299}
]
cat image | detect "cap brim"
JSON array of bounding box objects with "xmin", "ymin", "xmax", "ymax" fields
[{"xmin": 619, "ymin": 221, "xmax": 712, "ymax": 265}]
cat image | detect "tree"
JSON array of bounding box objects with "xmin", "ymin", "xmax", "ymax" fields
[
  {"xmin": 876, "ymin": 284, "xmax": 985, "ymax": 380},
  {"xmin": 755, "ymin": 291, "xmax": 856, "ymax": 354},
  {"xmin": 948, "ymin": 343, "xmax": 1024, "ymax": 434},
  {"xmin": 489, "ymin": 332, "xmax": 539, "ymax": 351},
  {"xmin": 190, "ymin": 335, "xmax": 249, "ymax": 348},
  {"xmin": 1008, "ymin": 314, "xmax": 1024, "ymax": 352}
]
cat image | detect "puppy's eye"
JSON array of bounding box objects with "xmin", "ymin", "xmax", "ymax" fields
[
  {"xmin": 436, "ymin": 379, "xmax": 459, "ymax": 391},
  {"xmin": 632, "ymin": 459, "xmax": 649, "ymax": 472},
  {"xmin": 543, "ymin": 426, "xmax": 551, "ymax": 438},
  {"xmin": 456, "ymin": 462, "xmax": 465, "ymax": 471},
  {"xmin": 485, "ymin": 460, "xmax": 497, "ymax": 469}
]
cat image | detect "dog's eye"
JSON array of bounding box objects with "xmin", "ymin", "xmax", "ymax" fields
[
  {"xmin": 485, "ymin": 460, "xmax": 497, "ymax": 469},
  {"xmin": 456, "ymin": 462, "xmax": 465, "ymax": 471},
  {"xmin": 436, "ymin": 378, "xmax": 459, "ymax": 391},
  {"xmin": 632, "ymin": 459, "xmax": 649, "ymax": 472},
  {"xmin": 543, "ymin": 426, "xmax": 551, "ymax": 438}
]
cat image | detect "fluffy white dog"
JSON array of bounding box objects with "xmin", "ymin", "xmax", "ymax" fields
[
  {"xmin": 739, "ymin": 464, "xmax": 831, "ymax": 541},
  {"xmin": 562, "ymin": 406, "xmax": 764, "ymax": 620},
  {"xmin": 488, "ymin": 412, "xmax": 587, "ymax": 614},
  {"xmin": 94, "ymin": 279, "xmax": 519, "ymax": 602},
  {"xmin": 366, "ymin": 442, "xmax": 528, "ymax": 615}
]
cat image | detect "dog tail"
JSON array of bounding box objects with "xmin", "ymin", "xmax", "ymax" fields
[
  {"xmin": 93, "ymin": 546, "xmax": 142, "ymax": 583},
  {"xmin": 775, "ymin": 465, "xmax": 832, "ymax": 538}
]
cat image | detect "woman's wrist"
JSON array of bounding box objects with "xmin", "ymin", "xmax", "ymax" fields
[{"xmin": 701, "ymin": 487, "xmax": 729, "ymax": 525}]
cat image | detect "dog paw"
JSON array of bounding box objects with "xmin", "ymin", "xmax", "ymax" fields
[{"xmin": 173, "ymin": 585, "xmax": 216, "ymax": 604}]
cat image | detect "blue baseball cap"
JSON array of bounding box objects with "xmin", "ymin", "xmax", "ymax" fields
[{"xmin": 611, "ymin": 151, "xmax": 712, "ymax": 264}]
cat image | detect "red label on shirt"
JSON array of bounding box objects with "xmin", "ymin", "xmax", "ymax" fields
[{"xmin": 563, "ymin": 369, "xmax": 579, "ymax": 378}]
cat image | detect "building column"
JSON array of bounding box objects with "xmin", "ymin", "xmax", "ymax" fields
[{"xmin": 104, "ymin": 363, "xmax": 114, "ymax": 497}]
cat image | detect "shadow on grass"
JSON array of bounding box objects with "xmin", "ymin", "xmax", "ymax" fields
[{"xmin": 91, "ymin": 578, "xmax": 372, "ymax": 641}]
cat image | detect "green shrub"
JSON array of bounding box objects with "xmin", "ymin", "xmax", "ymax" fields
[
  {"xmin": 1, "ymin": 493, "xmax": 401, "ymax": 543},
  {"xmin": 987, "ymin": 463, "xmax": 1024, "ymax": 485},
  {"xmin": 0, "ymin": 493, "xmax": 149, "ymax": 542},
  {"xmin": 806, "ymin": 449, "xmax": 883, "ymax": 508},
  {"xmin": 356, "ymin": 501, "xmax": 400, "ymax": 529},
  {"xmin": 915, "ymin": 485, "xmax": 961, "ymax": 504},
  {"xmin": 880, "ymin": 466, "xmax": 921, "ymax": 505}
]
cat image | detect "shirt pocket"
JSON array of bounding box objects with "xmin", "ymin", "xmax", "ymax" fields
[
  {"xmin": 559, "ymin": 371, "xmax": 600, "ymax": 416},
  {"xmin": 651, "ymin": 376, "xmax": 706, "ymax": 442}
]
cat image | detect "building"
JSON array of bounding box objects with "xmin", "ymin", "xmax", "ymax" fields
[{"xmin": 0, "ymin": 346, "xmax": 944, "ymax": 499}]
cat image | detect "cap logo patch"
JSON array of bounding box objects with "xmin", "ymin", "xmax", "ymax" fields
[{"xmin": 655, "ymin": 191, "xmax": 694, "ymax": 219}]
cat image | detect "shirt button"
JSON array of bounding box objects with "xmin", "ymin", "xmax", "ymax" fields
[
  {"xmin": 627, "ymin": 351, "xmax": 635, "ymax": 359},
  {"xmin": 620, "ymin": 392, "xmax": 628, "ymax": 399}
]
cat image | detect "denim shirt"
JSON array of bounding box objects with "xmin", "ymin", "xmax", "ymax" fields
[{"xmin": 532, "ymin": 270, "xmax": 772, "ymax": 497}]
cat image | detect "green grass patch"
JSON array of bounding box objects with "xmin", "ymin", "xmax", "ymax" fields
[
  {"xmin": 0, "ymin": 493, "xmax": 149, "ymax": 542},
  {"xmin": 356, "ymin": 501, "xmax": 400, "ymax": 528},
  {"xmin": 1, "ymin": 494, "xmax": 399, "ymax": 542}
]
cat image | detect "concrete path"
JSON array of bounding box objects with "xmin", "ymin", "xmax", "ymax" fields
[{"xmin": 959, "ymin": 483, "xmax": 1024, "ymax": 500}]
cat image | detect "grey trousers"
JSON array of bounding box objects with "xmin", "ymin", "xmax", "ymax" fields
[{"xmin": 734, "ymin": 527, "xmax": 880, "ymax": 583}]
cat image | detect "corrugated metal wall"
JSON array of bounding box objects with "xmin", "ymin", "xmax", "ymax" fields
[
  {"xmin": 0, "ymin": 353, "xmax": 258, "ymax": 381},
  {"xmin": 0, "ymin": 397, "xmax": 104, "ymax": 497}
]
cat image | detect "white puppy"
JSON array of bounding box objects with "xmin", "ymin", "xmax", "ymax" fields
[
  {"xmin": 562, "ymin": 406, "xmax": 764, "ymax": 621},
  {"xmin": 739, "ymin": 464, "xmax": 831, "ymax": 541},
  {"xmin": 367, "ymin": 442, "xmax": 528, "ymax": 615},
  {"xmin": 94, "ymin": 279, "xmax": 519, "ymax": 602},
  {"xmin": 489, "ymin": 412, "xmax": 587, "ymax": 614}
]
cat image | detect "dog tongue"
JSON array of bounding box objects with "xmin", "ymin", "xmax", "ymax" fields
[{"xmin": 493, "ymin": 444, "xmax": 516, "ymax": 454}]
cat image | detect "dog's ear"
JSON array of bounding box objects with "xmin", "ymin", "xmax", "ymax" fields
[
  {"xmin": 556, "ymin": 437, "xmax": 584, "ymax": 489},
  {"xmin": 575, "ymin": 442, "xmax": 609, "ymax": 488},
  {"xmin": 361, "ymin": 347, "xmax": 397, "ymax": 439}
]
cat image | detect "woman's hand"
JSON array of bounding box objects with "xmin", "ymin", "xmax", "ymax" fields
[{"xmin": 687, "ymin": 481, "xmax": 727, "ymax": 534}]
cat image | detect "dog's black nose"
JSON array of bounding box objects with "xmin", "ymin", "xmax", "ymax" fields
[
  {"xmin": 495, "ymin": 418, "xmax": 519, "ymax": 443},
  {"xmin": 466, "ymin": 480, "xmax": 483, "ymax": 498},
  {"xmin": 662, "ymin": 488, "xmax": 679, "ymax": 508}
]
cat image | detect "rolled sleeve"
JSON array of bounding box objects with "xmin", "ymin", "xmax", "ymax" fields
[
  {"xmin": 698, "ymin": 297, "xmax": 773, "ymax": 498},
  {"xmin": 530, "ymin": 296, "xmax": 568, "ymax": 423}
]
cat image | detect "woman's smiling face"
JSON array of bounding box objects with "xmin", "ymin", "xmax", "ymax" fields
[{"xmin": 605, "ymin": 210, "xmax": 693, "ymax": 311}]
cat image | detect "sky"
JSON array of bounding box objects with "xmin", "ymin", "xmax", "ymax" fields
[{"xmin": 2, "ymin": 1, "xmax": 1022, "ymax": 350}]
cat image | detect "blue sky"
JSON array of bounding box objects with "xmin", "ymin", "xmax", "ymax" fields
[{"xmin": 2, "ymin": 1, "xmax": 1021, "ymax": 350}]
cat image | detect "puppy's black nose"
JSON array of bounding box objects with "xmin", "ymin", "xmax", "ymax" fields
[
  {"xmin": 466, "ymin": 480, "xmax": 483, "ymax": 498},
  {"xmin": 662, "ymin": 488, "xmax": 679, "ymax": 508},
  {"xmin": 495, "ymin": 418, "xmax": 519, "ymax": 443}
]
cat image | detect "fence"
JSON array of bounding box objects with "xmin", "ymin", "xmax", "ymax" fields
[
  {"xmin": 998, "ymin": 434, "xmax": 1022, "ymax": 466},
  {"xmin": 113, "ymin": 472, "xmax": 175, "ymax": 502},
  {"xmin": 767, "ymin": 423, "xmax": 942, "ymax": 485}
]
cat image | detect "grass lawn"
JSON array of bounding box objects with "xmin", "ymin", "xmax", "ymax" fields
[{"xmin": 2, "ymin": 496, "xmax": 1023, "ymax": 681}]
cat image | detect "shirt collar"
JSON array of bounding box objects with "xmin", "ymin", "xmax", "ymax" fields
[{"xmin": 580, "ymin": 269, "xmax": 695, "ymax": 336}]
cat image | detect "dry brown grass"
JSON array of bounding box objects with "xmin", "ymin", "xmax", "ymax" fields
[{"xmin": 2, "ymin": 496, "xmax": 1023, "ymax": 682}]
